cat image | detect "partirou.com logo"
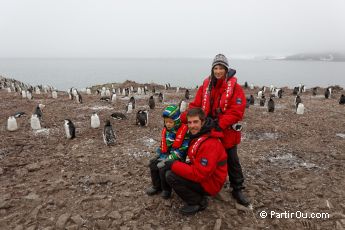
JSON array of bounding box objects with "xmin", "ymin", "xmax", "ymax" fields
[{"xmin": 259, "ymin": 210, "xmax": 330, "ymax": 219}]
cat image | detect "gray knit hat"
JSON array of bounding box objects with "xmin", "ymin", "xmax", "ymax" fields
[{"xmin": 212, "ymin": 54, "xmax": 229, "ymax": 70}]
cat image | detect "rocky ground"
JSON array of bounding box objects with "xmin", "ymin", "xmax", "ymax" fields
[{"xmin": 0, "ymin": 82, "xmax": 345, "ymax": 230}]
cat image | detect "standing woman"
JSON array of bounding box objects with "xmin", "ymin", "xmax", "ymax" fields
[{"xmin": 181, "ymin": 54, "xmax": 249, "ymax": 206}]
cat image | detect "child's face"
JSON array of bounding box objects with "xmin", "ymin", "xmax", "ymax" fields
[{"xmin": 164, "ymin": 117, "xmax": 175, "ymax": 130}]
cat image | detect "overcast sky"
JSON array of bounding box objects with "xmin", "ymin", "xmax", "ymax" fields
[{"xmin": 0, "ymin": 0, "xmax": 344, "ymax": 58}]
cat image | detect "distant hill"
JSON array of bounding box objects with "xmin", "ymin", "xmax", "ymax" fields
[{"xmin": 283, "ymin": 52, "xmax": 345, "ymax": 62}]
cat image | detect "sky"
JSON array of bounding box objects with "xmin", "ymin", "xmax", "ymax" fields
[{"xmin": 0, "ymin": 0, "xmax": 344, "ymax": 58}]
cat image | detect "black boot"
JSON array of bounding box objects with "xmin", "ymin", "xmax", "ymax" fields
[
  {"xmin": 179, "ymin": 196, "xmax": 208, "ymax": 215},
  {"xmin": 146, "ymin": 187, "xmax": 161, "ymax": 196},
  {"xmin": 161, "ymin": 190, "xmax": 171, "ymax": 199},
  {"xmin": 232, "ymin": 189, "xmax": 250, "ymax": 206}
]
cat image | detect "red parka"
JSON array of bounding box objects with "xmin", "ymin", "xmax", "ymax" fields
[
  {"xmin": 181, "ymin": 74, "xmax": 246, "ymax": 149},
  {"xmin": 171, "ymin": 130, "xmax": 228, "ymax": 196}
]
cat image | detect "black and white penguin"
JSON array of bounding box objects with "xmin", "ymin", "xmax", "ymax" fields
[
  {"xmin": 267, "ymin": 97, "xmax": 275, "ymax": 112},
  {"xmin": 295, "ymin": 95, "xmax": 302, "ymax": 109},
  {"xmin": 158, "ymin": 92, "xmax": 164, "ymax": 102},
  {"xmin": 259, "ymin": 95, "xmax": 266, "ymax": 106},
  {"xmin": 244, "ymin": 81, "xmax": 248, "ymax": 88},
  {"xmin": 324, "ymin": 88, "xmax": 330, "ymax": 99},
  {"xmin": 179, "ymin": 100, "xmax": 187, "ymax": 112},
  {"xmin": 293, "ymin": 87, "xmax": 299, "ymax": 95},
  {"xmin": 64, "ymin": 119, "xmax": 76, "ymax": 139},
  {"xmin": 100, "ymin": 96, "xmax": 111, "ymax": 102},
  {"xmin": 111, "ymin": 112, "xmax": 127, "ymax": 120},
  {"xmin": 339, "ymin": 94, "xmax": 345, "ymax": 105},
  {"xmin": 103, "ymin": 120, "xmax": 116, "ymax": 146},
  {"xmin": 185, "ymin": 89, "xmax": 190, "ymax": 100},
  {"xmin": 312, "ymin": 87, "xmax": 317, "ymax": 96},
  {"xmin": 148, "ymin": 96, "xmax": 155, "ymax": 109},
  {"xmin": 13, "ymin": 112, "xmax": 26, "ymax": 118},
  {"xmin": 129, "ymin": 96, "xmax": 136, "ymax": 109},
  {"xmin": 136, "ymin": 110, "xmax": 148, "ymax": 126},
  {"xmin": 126, "ymin": 102, "xmax": 133, "ymax": 113},
  {"xmin": 34, "ymin": 105, "xmax": 42, "ymax": 119},
  {"xmin": 249, "ymin": 95, "xmax": 255, "ymax": 105},
  {"xmin": 76, "ymin": 91, "xmax": 83, "ymax": 103},
  {"xmin": 245, "ymin": 97, "xmax": 250, "ymax": 108}
]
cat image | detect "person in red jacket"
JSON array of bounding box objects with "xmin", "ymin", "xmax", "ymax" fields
[
  {"xmin": 160, "ymin": 108, "xmax": 228, "ymax": 215},
  {"xmin": 180, "ymin": 54, "xmax": 249, "ymax": 206}
]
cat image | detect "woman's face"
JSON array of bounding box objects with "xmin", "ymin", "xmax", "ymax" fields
[{"xmin": 213, "ymin": 65, "xmax": 227, "ymax": 79}]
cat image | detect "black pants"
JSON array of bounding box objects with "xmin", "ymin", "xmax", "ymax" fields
[
  {"xmin": 148, "ymin": 157, "xmax": 171, "ymax": 192},
  {"xmin": 166, "ymin": 170, "xmax": 207, "ymax": 205},
  {"xmin": 227, "ymin": 145, "xmax": 245, "ymax": 190}
]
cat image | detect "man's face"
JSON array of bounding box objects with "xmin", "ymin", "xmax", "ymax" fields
[
  {"xmin": 213, "ymin": 65, "xmax": 227, "ymax": 79},
  {"xmin": 187, "ymin": 115, "xmax": 204, "ymax": 135}
]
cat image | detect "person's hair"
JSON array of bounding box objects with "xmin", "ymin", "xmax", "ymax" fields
[{"xmin": 187, "ymin": 108, "xmax": 206, "ymax": 122}]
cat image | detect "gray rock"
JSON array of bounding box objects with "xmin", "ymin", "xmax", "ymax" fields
[
  {"xmin": 71, "ymin": 214, "xmax": 84, "ymax": 226},
  {"xmin": 56, "ymin": 213, "xmax": 71, "ymax": 230},
  {"xmin": 13, "ymin": 225, "xmax": 24, "ymax": 230},
  {"xmin": 108, "ymin": 211, "xmax": 122, "ymax": 219},
  {"xmin": 213, "ymin": 219, "xmax": 222, "ymax": 230},
  {"xmin": 27, "ymin": 163, "xmax": 40, "ymax": 172}
]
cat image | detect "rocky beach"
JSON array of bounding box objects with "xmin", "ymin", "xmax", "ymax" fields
[{"xmin": 1, "ymin": 78, "xmax": 345, "ymax": 229}]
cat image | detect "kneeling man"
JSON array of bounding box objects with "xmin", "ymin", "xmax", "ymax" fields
[{"xmin": 161, "ymin": 108, "xmax": 228, "ymax": 215}]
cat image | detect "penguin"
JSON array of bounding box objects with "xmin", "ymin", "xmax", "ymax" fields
[
  {"xmin": 244, "ymin": 82, "xmax": 248, "ymax": 88},
  {"xmin": 293, "ymin": 87, "xmax": 299, "ymax": 95},
  {"xmin": 137, "ymin": 87, "xmax": 142, "ymax": 95},
  {"xmin": 129, "ymin": 96, "xmax": 136, "ymax": 109},
  {"xmin": 7, "ymin": 116, "xmax": 18, "ymax": 131},
  {"xmin": 250, "ymin": 84, "xmax": 254, "ymax": 90},
  {"xmin": 21, "ymin": 90, "xmax": 27, "ymax": 98},
  {"xmin": 176, "ymin": 87, "xmax": 180, "ymax": 93},
  {"xmin": 100, "ymin": 96, "xmax": 111, "ymax": 102},
  {"xmin": 249, "ymin": 95, "xmax": 255, "ymax": 105},
  {"xmin": 91, "ymin": 113, "xmax": 101, "ymax": 128},
  {"xmin": 259, "ymin": 95, "xmax": 266, "ymax": 106},
  {"xmin": 34, "ymin": 105, "xmax": 43, "ymax": 119},
  {"xmin": 136, "ymin": 110, "xmax": 148, "ymax": 126},
  {"xmin": 26, "ymin": 91, "xmax": 32, "ymax": 100},
  {"xmin": 52, "ymin": 90, "xmax": 58, "ymax": 99},
  {"xmin": 64, "ymin": 119, "xmax": 76, "ymax": 139},
  {"xmin": 270, "ymin": 85, "xmax": 275, "ymax": 93},
  {"xmin": 276, "ymin": 89, "xmax": 282, "ymax": 98},
  {"xmin": 324, "ymin": 88, "xmax": 330, "ymax": 99},
  {"xmin": 111, "ymin": 112, "xmax": 127, "ymax": 120},
  {"xmin": 245, "ymin": 97, "xmax": 250, "ymax": 108},
  {"xmin": 158, "ymin": 92, "xmax": 164, "ymax": 102},
  {"xmin": 296, "ymin": 103, "xmax": 305, "ymax": 114},
  {"xmin": 295, "ymin": 95, "xmax": 302, "ymax": 109},
  {"xmin": 152, "ymin": 87, "xmax": 156, "ymax": 94},
  {"xmin": 148, "ymin": 96, "xmax": 155, "ymax": 109},
  {"xmin": 30, "ymin": 114, "xmax": 41, "ymax": 130},
  {"xmin": 13, "ymin": 112, "xmax": 26, "ymax": 118},
  {"xmin": 339, "ymin": 94, "xmax": 345, "ymax": 105},
  {"xmin": 76, "ymin": 92, "xmax": 83, "ymax": 104},
  {"xmin": 257, "ymin": 90, "xmax": 263, "ymax": 99},
  {"xmin": 185, "ymin": 89, "xmax": 190, "ymax": 100},
  {"xmin": 86, "ymin": 88, "xmax": 92, "ymax": 95},
  {"xmin": 267, "ymin": 97, "xmax": 275, "ymax": 112},
  {"xmin": 179, "ymin": 100, "xmax": 187, "ymax": 112},
  {"xmin": 105, "ymin": 89, "xmax": 111, "ymax": 96},
  {"xmin": 328, "ymin": 87, "xmax": 332, "ymax": 98},
  {"xmin": 111, "ymin": 93, "xmax": 117, "ymax": 103},
  {"xmin": 103, "ymin": 120, "xmax": 116, "ymax": 146},
  {"xmin": 126, "ymin": 102, "xmax": 133, "ymax": 113},
  {"xmin": 312, "ymin": 87, "xmax": 317, "ymax": 96}
]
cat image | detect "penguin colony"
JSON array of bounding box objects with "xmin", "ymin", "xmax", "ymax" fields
[{"xmin": 3, "ymin": 76, "xmax": 344, "ymax": 144}]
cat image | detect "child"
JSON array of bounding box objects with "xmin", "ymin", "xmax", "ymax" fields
[{"xmin": 146, "ymin": 105, "xmax": 190, "ymax": 199}]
